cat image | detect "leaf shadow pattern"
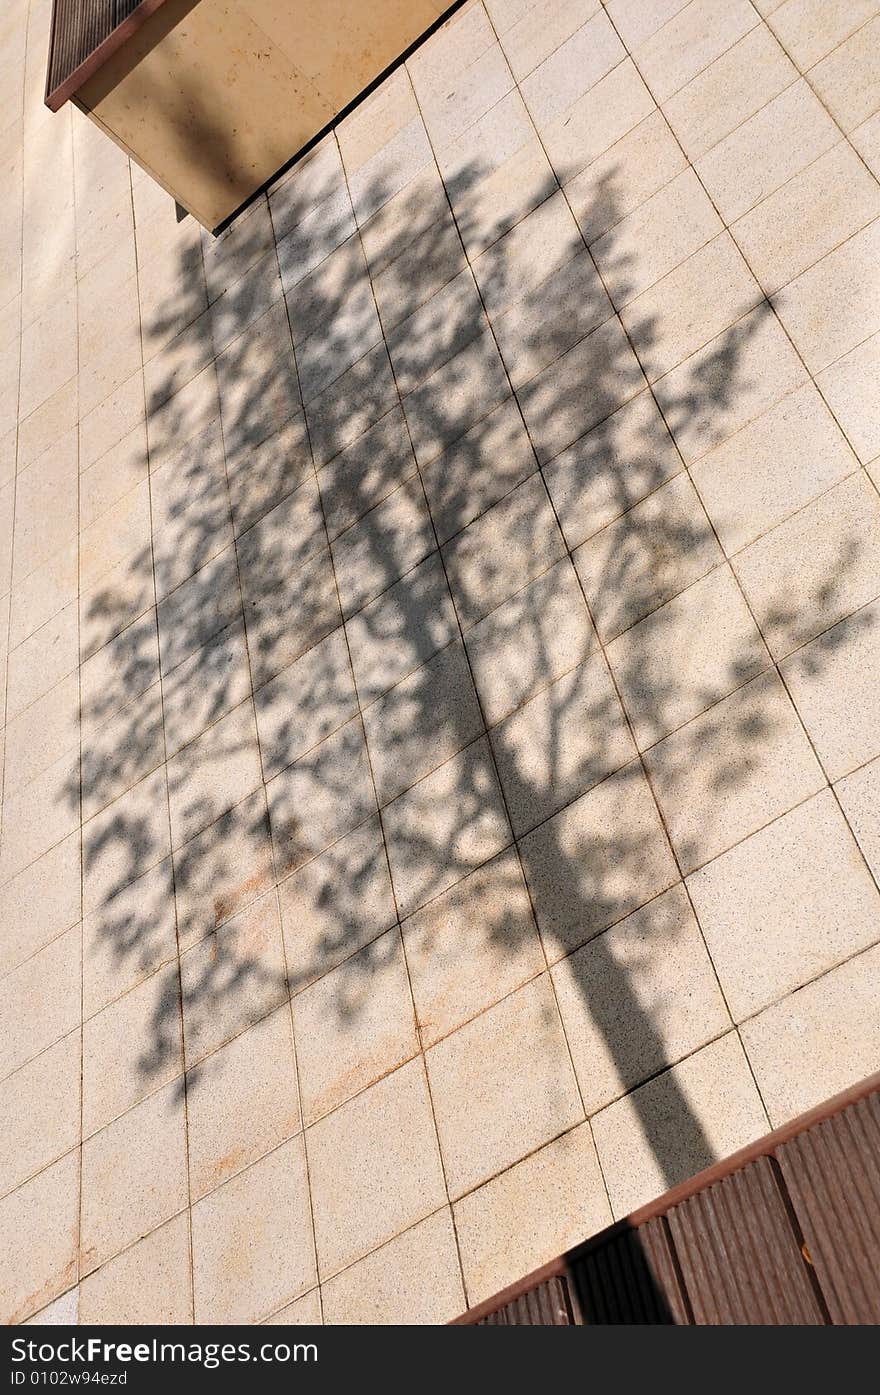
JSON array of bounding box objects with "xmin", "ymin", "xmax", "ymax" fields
[{"xmin": 71, "ymin": 78, "xmax": 872, "ymax": 1225}]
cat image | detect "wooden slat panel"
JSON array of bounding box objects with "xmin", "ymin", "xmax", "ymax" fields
[
  {"xmin": 47, "ymin": 0, "xmax": 145, "ymax": 102},
  {"xmin": 667, "ymin": 1156, "xmax": 826, "ymax": 1324},
  {"xmin": 778, "ymin": 1093, "xmax": 880, "ymax": 1324},
  {"xmin": 477, "ymin": 1276, "xmax": 574, "ymax": 1326},
  {"xmin": 570, "ymin": 1219, "xmax": 691, "ymax": 1324}
]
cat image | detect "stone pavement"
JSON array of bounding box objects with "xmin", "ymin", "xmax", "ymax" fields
[{"xmin": 2, "ymin": 0, "xmax": 880, "ymax": 1325}]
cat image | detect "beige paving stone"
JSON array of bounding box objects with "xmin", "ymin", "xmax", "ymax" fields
[
  {"xmin": 79, "ymin": 423, "xmax": 148, "ymax": 532},
  {"xmin": 816, "ymin": 332, "xmax": 880, "ymax": 466},
  {"xmin": 167, "ymin": 697, "xmax": 263, "ymax": 848},
  {"xmin": 0, "ymin": 832, "xmax": 80, "ymax": 978},
  {"xmin": 294, "ymin": 927, "xmax": 418, "ymax": 1124},
  {"xmin": 383, "ymin": 736, "xmax": 511, "ymax": 918},
  {"xmin": 491, "ymin": 652, "xmax": 636, "ymax": 835},
  {"xmin": 633, "ymin": 0, "xmax": 758, "ymax": 104},
  {"xmin": 688, "ymin": 789, "xmax": 880, "ymax": 1021},
  {"xmin": 363, "ymin": 640, "xmax": 484, "ymax": 807},
  {"xmin": 322, "ymin": 1208, "xmax": 465, "ymax": 1325},
  {"xmin": 254, "ymin": 628, "xmax": 357, "ymax": 781},
  {"xmin": 79, "ymin": 478, "xmax": 151, "ymax": 596},
  {"xmin": 347, "ymin": 554, "xmax": 459, "ymax": 708},
  {"xmin": 732, "ymin": 142, "xmax": 880, "ymax": 296},
  {"xmin": 0, "ymin": 745, "xmax": 80, "ymax": 885},
  {"xmin": 19, "ymin": 377, "xmax": 79, "ymax": 474},
  {"xmin": 656, "ymin": 304, "xmax": 808, "ymax": 467},
  {"xmin": 358, "ymin": 164, "xmax": 449, "ymax": 276},
  {"xmin": 170, "ymin": 792, "xmax": 271, "ymax": 948},
  {"xmin": 836, "ymin": 754, "xmax": 880, "ymax": 882},
  {"xmin": 733, "ymin": 472, "xmax": 880, "ymax": 659},
  {"xmin": 263, "ymin": 1290, "xmax": 322, "ymax": 1324},
  {"xmin": 808, "ymin": 13, "xmax": 880, "ymax": 133},
  {"xmin": 80, "ymin": 1080, "xmax": 188, "ymax": 1276},
  {"xmin": 24, "ymin": 1287, "xmax": 80, "ymax": 1326},
  {"xmin": 10, "ymin": 537, "xmax": 78, "ymax": 650},
  {"xmin": 266, "ymin": 715, "xmax": 376, "ymax": 879},
  {"xmin": 472, "ymin": 190, "xmax": 582, "ymax": 318},
  {"xmin": 187, "ymin": 1005, "xmax": 301, "ymax": 1202},
  {"xmin": 420, "ymin": 396, "xmax": 537, "ymax": 546},
  {"xmin": 226, "ymin": 416, "xmax": 312, "ymax": 539},
  {"xmin": 83, "ymin": 964, "xmax": 182, "ymax": 1137},
  {"xmin": 240, "ymin": 545, "xmax": 341, "ymax": 692},
  {"xmin": 80, "ymin": 679, "xmax": 165, "ymax": 822},
  {"xmin": 491, "ymin": 251, "xmax": 612, "ymax": 387},
  {"xmin": 592, "ymin": 1032, "xmax": 769, "ymax": 1217},
  {"xmin": 81, "ymin": 765, "xmax": 170, "ymax": 915},
  {"xmin": 162, "ymin": 620, "xmax": 251, "ymax": 759},
  {"xmin": 403, "ymin": 330, "xmax": 510, "ymax": 467},
  {"xmin": 0, "ymin": 923, "xmax": 80, "ymax": 1079},
  {"xmin": 12, "ymin": 430, "xmax": 78, "ymax": 585},
  {"xmin": 192, "ymin": 1137, "xmax": 315, "ymax": 1324},
  {"xmin": 520, "ymin": 761, "xmax": 679, "ymax": 959},
  {"xmin": 781, "ymin": 597, "xmax": 880, "ymax": 781},
  {"xmin": 330, "ymin": 477, "xmax": 434, "ymax": 618},
  {"xmin": 18, "ymin": 290, "xmax": 76, "ymax": 419},
  {"xmin": 553, "ymin": 885, "xmax": 730, "ymax": 1114},
  {"xmin": 235, "ymin": 471, "xmax": 325, "ymax": 585},
  {"xmin": 769, "ymin": 0, "xmax": 880, "ymax": 69},
  {"xmin": 543, "ymin": 57, "xmax": 658, "ymax": 188},
  {"xmin": 82, "ymin": 857, "xmax": 178, "ymax": 1020},
  {"xmin": 79, "ymin": 1212, "xmax": 192, "ymax": 1325},
  {"xmin": 518, "ymin": 315, "xmax": 647, "ymax": 464},
  {"xmin": 316, "ymin": 405, "xmax": 416, "ymax": 540},
  {"xmin": 280, "ymin": 816, "xmax": 396, "ymax": 991},
  {"xmin": 696, "ymin": 79, "xmax": 839, "ymax": 223},
  {"xmin": 691, "ymin": 382, "xmax": 858, "ymax": 553},
  {"xmin": 521, "ymin": 9, "xmax": 624, "ymax": 128},
  {"xmin": 453, "ymin": 1121, "xmax": 611, "ymax": 1305},
  {"xmin": 646, "ymin": 668, "xmax": 825, "ymax": 872},
  {"xmin": 465, "ymin": 558, "xmax": 596, "ymax": 726},
  {"xmin": 852, "ymin": 109, "xmax": 880, "ymax": 180},
  {"xmin": 4, "ymin": 669, "xmax": 79, "ymax": 798},
  {"xmin": 0, "ymin": 1031, "xmax": 80, "ymax": 1200},
  {"xmin": 180, "ymin": 889, "xmax": 288, "ymax": 1069},
  {"xmin": 574, "ymin": 473, "xmax": 721, "ymax": 642},
  {"xmin": 492, "ymin": 0, "xmax": 601, "ymax": 81},
  {"xmin": 79, "ymin": 543, "xmax": 156, "ymax": 663},
  {"xmin": 426, "ymin": 973, "xmax": 583, "ymax": 1197},
  {"xmin": 307, "ymin": 1057, "xmax": 446, "ymax": 1278},
  {"xmin": 773, "ymin": 217, "xmax": 880, "ymax": 375},
  {"xmin": 662, "ymin": 23, "xmax": 796, "ymax": 160},
  {"xmin": 372, "ymin": 212, "xmax": 466, "ymax": 334},
  {"xmin": 741, "ymin": 944, "xmax": 880, "ymax": 1126},
  {"xmin": 0, "ymin": 1151, "xmax": 79, "ymax": 1326},
  {"xmin": 402, "ymin": 848, "xmax": 544, "ymax": 1047},
  {"xmin": 621, "ymin": 232, "xmax": 761, "ymax": 383},
  {"xmin": 607, "ymin": 564, "xmax": 770, "ymax": 749},
  {"xmin": 594, "ymin": 168, "xmax": 722, "ymax": 308}
]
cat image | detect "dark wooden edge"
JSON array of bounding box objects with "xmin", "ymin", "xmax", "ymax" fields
[
  {"xmin": 451, "ymin": 1067, "xmax": 880, "ymax": 1325},
  {"xmin": 45, "ymin": 0, "xmax": 178, "ymax": 111}
]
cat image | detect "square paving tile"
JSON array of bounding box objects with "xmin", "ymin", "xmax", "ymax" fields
[
  {"xmin": 741, "ymin": 943, "xmax": 880, "ymax": 1126},
  {"xmin": 645, "ymin": 668, "xmax": 825, "ymax": 872},
  {"xmin": 266, "ymin": 716, "xmax": 376, "ymax": 879},
  {"xmin": 347, "ymin": 553, "xmax": 459, "ymax": 708},
  {"xmin": 83, "ymin": 965, "xmax": 183, "ymax": 1137},
  {"xmin": 383, "ymin": 736, "xmax": 512, "ymax": 918},
  {"xmin": 0, "ymin": 1151, "xmax": 79, "ymax": 1326},
  {"xmin": 331, "ymin": 477, "xmax": 435, "ymax": 618},
  {"xmin": 772, "ymin": 217, "xmax": 880, "ymax": 375},
  {"xmin": 363, "ymin": 639, "xmax": 483, "ymax": 806},
  {"xmin": 491, "ymin": 251, "xmax": 612, "ymax": 387},
  {"xmin": 294, "ymin": 927, "xmax": 418, "ymax": 1124},
  {"xmin": 808, "ymin": 13, "xmax": 880, "ymax": 133},
  {"xmin": 167, "ymin": 698, "xmax": 263, "ymax": 848},
  {"xmin": 519, "ymin": 761, "xmax": 679, "ymax": 960},
  {"xmin": 566, "ymin": 107, "xmax": 686, "ymax": 245},
  {"xmin": 426, "ymin": 973, "xmax": 583, "ymax": 1197},
  {"xmin": 316, "ymin": 406, "xmax": 417, "ymax": 540},
  {"xmin": 321, "ymin": 1208, "xmax": 464, "ymax": 1325},
  {"xmin": 180, "ymin": 889, "xmax": 288, "ymax": 1069},
  {"xmin": 280, "ymin": 816, "xmax": 396, "ymax": 991},
  {"xmin": 402, "ymin": 847, "xmax": 544, "ymax": 1048},
  {"xmin": 552, "ymin": 883, "xmax": 730, "ymax": 1114},
  {"xmin": 453, "ymin": 1121, "xmax": 611, "ymax": 1306},
  {"xmin": 82, "ymin": 857, "xmax": 178, "ymax": 1020},
  {"xmin": 403, "ymin": 331, "xmax": 510, "ymax": 466},
  {"xmin": 307, "ymin": 1057, "xmax": 446, "ymax": 1278},
  {"xmin": 0, "ymin": 924, "xmax": 81, "ymax": 1079},
  {"xmin": 172, "ymin": 788, "xmax": 275, "ymax": 952},
  {"xmin": 162, "ymin": 619, "xmax": 252, "ymax": 758},
  {"xmin": 187, "ymin": 1004, "xmax": 301, "ymax": 1202},
  {"xmin": 632, "ymin": 0, "xmax": 758, "ymax": 104},
  {"xmin": 816, "ymin": 331, "xmax": 880, "ymax": 467},
  {"xmin": 254, "ymin": 628, "xmax": 357, "ymax": 780},
  {"xmin": 192, "ymin": 1137, "xmax": 315, "ymax": 1324},
  {"xmin": 420, "ymin": 396, "xmax": 537, "ymax": 546},
  {"xmin": 0, "ymin": 833, "xmax": 80, "ymax": 980},
  {"xmin": 82, "ymin": 766, "xmax": 171, "ymax": 915},
  {"xmin": 491, "ymin": 652, "xmax": 636, "ymax": 836},
  {"xmin": 79, "ymin": 1212, "xmax": 192, "ymax": 1325},
  {"xmin": 607, "ymin": 564, "xmax": 769, "ymax": 749},
  {"xmin": 240, "ymin": 545, "xmax": 342, "ymax": 690},
  {"xmin": 80, "ymin": 1080, "xmax": 188, "ymax": 1276},
  {"xmin": 0, "ymin": 1031, "xmax": 80, "ymax": 1200},
  {"xmin": 591, "ymin": 1032, "xmax": 768, "ymax": 1217},
  {"xmin": 836, "ymin": 754, "xmax": 880, "ymax": 883},
  {"xmin": 780, "ymin": 596, "xmax": 880, "ymax": 781},
  {"xmin": 465, "ymin": 558, "xmax": 596, "ymax": 727},
  {"xmin": 687, "ymin": 789, "xmax": 880, "ymax": 1021}
]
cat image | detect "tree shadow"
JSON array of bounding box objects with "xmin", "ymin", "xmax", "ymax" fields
[{"xmin": 71, "ymin": 79, "xmax": 872, "ymax": 1231}]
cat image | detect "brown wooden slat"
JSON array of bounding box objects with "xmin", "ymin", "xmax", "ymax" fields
[
  {"xmin": 45, "ymin": 0, "xmax": 169, "ymax": 108},
  {"xmin": 570, "ymin": 1219, "xmax": 691, "ymax": 1324},
  {"xmin": 777, "ymin": 1092, "xmax": 880, "ymax": 1324},
  {"xmin": 666, "ymin": 1155, "xmax": 826, "ymax": 1324},
  {"xmin": 477, "ymin": 1276, "xmax": 573, "ymax": 1326}
]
